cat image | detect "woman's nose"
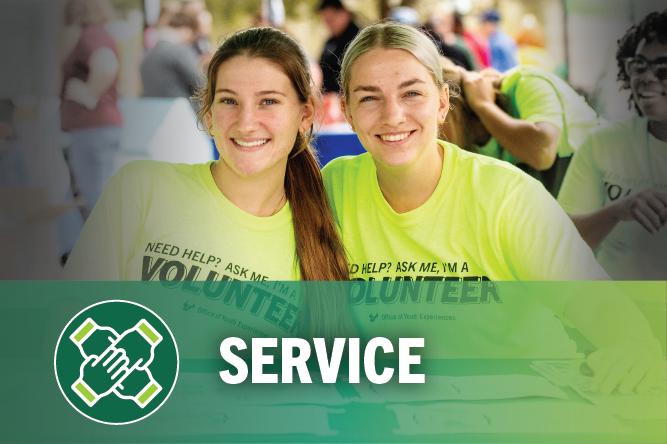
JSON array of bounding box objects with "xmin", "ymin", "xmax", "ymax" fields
[
  {"xmin": 382, "ymin": 98, "xmax": 406, "ymax": 127},
  {"xmin": 237, "ymin": 106, "xmax": 260, "ymax": 132}
]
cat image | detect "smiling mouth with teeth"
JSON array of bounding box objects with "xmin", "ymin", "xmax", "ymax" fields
[
  {"xmin": 379, "ymin": 132, "xmax": 412, "ymax": 142},
  {"xmin": 234, "ymin": 139, "xmax": 268, "ymax": 147}
]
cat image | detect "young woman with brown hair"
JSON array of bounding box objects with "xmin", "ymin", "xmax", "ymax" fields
[{"xmin": 62, "ymin": 27, "xmax": 351, "ymax": 341}]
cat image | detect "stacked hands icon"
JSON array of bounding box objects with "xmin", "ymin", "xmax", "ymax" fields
[{"xmin": 69, "ymin": 318, "xmax": 163, "ymax": 408}]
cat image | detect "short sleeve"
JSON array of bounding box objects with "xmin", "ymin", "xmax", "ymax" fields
[
  {"xmin": 498, "ymin": 179, "xmax": 608, "ymax": 317},
  {"xmin": 500, "ymin": 179, "xmax": 607, "ymax": 280},
  {"xmin": 514, "ymin": 76, "xmax": 564, "ymax": 131},
  {"xmin": 61, "ymin": 163, "xmax": 144, "ymax": 280},
  {"xmin": 557, "ymin": 135, "xmax": 605, "ymax": 214},
  {"xmin": 322, "ymin": 156, "xmax": 353, "ymax": 222},
  {"xmin": 79, "ymin": 25, "xmax": 115, "ymax": 59}
]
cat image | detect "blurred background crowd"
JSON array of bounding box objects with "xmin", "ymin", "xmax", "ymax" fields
[{"xmin": 0, "ymin": 0, "xmax": 665, "ymax": 280}]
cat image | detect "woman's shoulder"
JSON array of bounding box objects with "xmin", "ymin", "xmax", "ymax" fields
[
  {"xmin": 113, "ymin": 160, "xmax": 210, "ymax": 189},
  {"xmin": 442, "ymin": 141, "xmax": 532, "ymax": 186},
  {"xmin": 589, "ymin": 114, "xmax": 642, "ymax": 141},
  {"xmin": 575, "ymin": 114, "xmax": 643, "ymax": 158},
  {"xmin": 321, "ymin": 153, "xmax": 372, "ymax": 182}
]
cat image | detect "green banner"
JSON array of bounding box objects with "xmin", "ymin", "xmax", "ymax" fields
[{"xmin": 0, "ymin": 281, "xmax": 665, "ymax": 442}]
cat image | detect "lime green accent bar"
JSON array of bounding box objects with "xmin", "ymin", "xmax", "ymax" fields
[
  {"xmin": 565, "ymin": 0, "xmax": 632, "ymax": 17},
  {"xmin": 139, "ymin": 322, "xmax": 159, "ymax": 343},
  {"xmin": 73, "ymin": 322, "xmax": 94, "ymax": 343},
  {"xmin": 75, "ymin": 382, "xmax": 95, "ymax": 403},
  {"xmin": 138, "ymin": 384, "xmax": 158, "ymax": 404}
]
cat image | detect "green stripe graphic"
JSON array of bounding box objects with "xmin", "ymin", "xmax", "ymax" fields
[
  {"xmin": 139, "ymin": 323, "xmax": 159, "ymax": 343},
  {"xmin": 73, "ymin": 322, "xmax": 94, "ymax": 343},
  {"xmin": 75, "ymin": 382, "xmax": 95, "ymax": 403},
  {"xmin": 138, "ymin": 384, "xmax": 158, "ymax": 404}
]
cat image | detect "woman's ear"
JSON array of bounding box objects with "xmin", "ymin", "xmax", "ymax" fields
[
  {"xmin": 438, "ymin": 83, "xmax": 450, "ymax": 124},
  {"xmin": 205, "ymin": 107, "xmax": 212, "ymax": 125},
  {"xmin": 205, "ymin": 109, "xmax": 213, "ymax": 135},
  {"xmin": 341, "ymin": 96, "xmax": 355, "ymax": 132},
  {"xmin": 299, "ymin": 97, "xmax": 316, "ymax": 133}
]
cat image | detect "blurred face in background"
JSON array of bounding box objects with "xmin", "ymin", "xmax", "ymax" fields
[
  {"xmin": 480, "ymin": 21, "xmax": 497, "ymax": 39},
  {"xmin": 320, "ymin": 7, "xmax": 351, "ymax": 38}
]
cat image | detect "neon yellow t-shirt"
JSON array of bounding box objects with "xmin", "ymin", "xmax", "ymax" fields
[
  {"xmin": 62, "ymin": 160, "xmax": 301, "ymax": 355},
  {"xmin": 558, "ymin": 115, "xmax": 667, "ymax": 280},
  {"xmin": 322, "ymin": 141, "xmax": 608, "ymax": 358},
  {"xmin": 478, "ymin": 65, "xmax": 600, "ymax": 162}
]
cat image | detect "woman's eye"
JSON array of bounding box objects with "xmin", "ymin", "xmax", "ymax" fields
[
  {"xmin": 359, "ymin": 96, "xmax": 376, "ymax": 103},
  {"xmin": 261, "ymin": 99, "xmax": 278, "ymax": 105},
  {"xmin": 219, "ymin": 98, "xmax": 236, "ymax": 105},
  {"xmin": 405, "ymin": 91, "xmax": 421, "ymax": 98}
]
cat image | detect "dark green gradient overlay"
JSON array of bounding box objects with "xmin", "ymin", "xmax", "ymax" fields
[{"xmin": 0, "ymin": 281, "xmax": 664, "ymax": 443}]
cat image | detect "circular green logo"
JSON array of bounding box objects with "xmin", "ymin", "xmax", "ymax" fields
[{"xmin": 54, "ymin": 300, "xmax": 179, "ymax": 424}]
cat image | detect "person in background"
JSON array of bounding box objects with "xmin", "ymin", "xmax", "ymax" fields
[
  {"xmin": 145, "ymin": 1, "xmax": 181, "ymax": 49},
  {"xmin": 479, "ymin": 8, "xmax": 518, "ymax": 73},
  {"xmin": 428, "ymin": 1, "xmax": 478, "ymax": 71},
  {"xmin": 60, "ymin": 0, "xmax": 123, "ymax": 219},
  {"xmin": 140, "ymin": 12, "xmax": 202, "ymax": 108},
  {"xmin": 388, "ymin": 5, "xmax": 419, "ymax": 26},
  {"xmin": 156, "ymin": 1, "xmax": 181, "ymax": 28},
  {"xmin": 182, "ymin": 0, "xmax": 213, "ymax": 58},
  {"xmin": 513, "ymin": 14, "xmax": 557, "ymax": 74},
  {"xmin": 318, "ymin": 0, "xmax": 360, "ymax": 96},
  {"xmin": 558, "ymin": 11, "xmax": 667, "ymax": 280},
  {"xmin": 453, "ymin": 10, "xmax": 490, "ymax": 69},
  {"xmin": 323, "ymin": 22, "xmax": 661, "ymax": 394},
  {"xmin": 439, "ymin": 60, "xmax": 601, "ymax": 196},
  {"xmin": 318, "ymin": 0, "xmax": 360, "ymax": 125}
]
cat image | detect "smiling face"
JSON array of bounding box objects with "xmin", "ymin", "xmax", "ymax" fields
[
  {"xmin": 343, "ymin": 48, "xmax": 448, "ymax": 170},
  {"xmin": 630, "ymin": 39, "xmax": 667, "ymax": 121},
  {"xmin": 206, "ymin": 56, "xmax": 314, "ymax": 179}
]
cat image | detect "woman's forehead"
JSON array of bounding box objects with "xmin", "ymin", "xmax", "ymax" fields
[
  {"xmin": 349, "ymin": 48, "xmax": 436, "ymax": 86},
  {"xmin": 215, "ymin": 56, "xmax": 293, "ymax": 90},
  {"xmin": 636, "ymin": 39, "xmax": 667, "ymax": 58}
]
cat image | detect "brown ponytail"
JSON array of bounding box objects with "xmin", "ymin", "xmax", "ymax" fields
[{"xmin": 194, "ymin": 27, "xmax": 354, "ymax": 340}]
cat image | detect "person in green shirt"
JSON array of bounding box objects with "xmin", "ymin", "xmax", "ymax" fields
[
  {"xmin": 323, "ymin": 21, "xmax": 661, "ymax": 393},
  {"xmin": 62, "ymin": 27, "xmax": 352, "ymax": 342},
  {"xmin": 439, "ymin": 61, "xmax": 601, "ymax": 196}
]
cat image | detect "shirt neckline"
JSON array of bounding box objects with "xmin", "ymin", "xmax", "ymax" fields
[
  {"xmin": 367, "ymin": 141, "xmax": 455, "ymax": 227},
  {"xmin": 197, "ymin": 161, "xmax": 292, "ymax": 232}
]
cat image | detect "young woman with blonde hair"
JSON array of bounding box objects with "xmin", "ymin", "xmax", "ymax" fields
[{"xmin": 322, "ymin": 21, "xmax": 661, "ymax": 394}]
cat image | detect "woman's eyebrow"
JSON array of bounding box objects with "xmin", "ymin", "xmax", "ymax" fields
[
  {"xmin": 352, "ymin": 79, "xmax": 426, "ymax": 93},
  {"xmin": 353, "ymin": 85, "xmax": 381, "ymax": 93},
  {"xmin": 399, "ymin": 78, "xmax": 426, "ymax": 89},
  {"xmin": 257, "ymin": 90, "xmax": 286, "ymax": 96},
  {"xmin": 634, "ymin": 55, "xmax": 667, "ymax": 63},
  {"xmin": 215, "ymin": 88, "xmax": 235, "ymax": 95},
  {"xmin": 214, "ymin": 88, "xmax": 286, "ymax": 96}
]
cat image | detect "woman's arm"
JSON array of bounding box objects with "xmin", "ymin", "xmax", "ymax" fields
[
  {"xmin": 501, "ymin": 182, "xmax": 662, "ymax": 395},
  {"xmin": 61, "ymin": 163, "xmax": 143, "ymax": 281},
  {"xmin": 64, "ymin": 46, "xmax": 118, "ymax": 109},
  {"xmin": 571, "ymin": 189, "xmax": 667, "ymax": 250},
  {"xmin": 563, "ymin": 284, "xmax": 662, "ymax": 395},
  {"xmin": 461, "ymin": 71, "xmax": 560, "ymax": 170}
]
